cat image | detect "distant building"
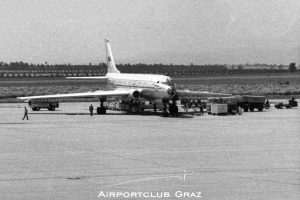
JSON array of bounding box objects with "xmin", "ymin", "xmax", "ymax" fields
[{"xmin": 225, "ymin": 64, "xmax": 290, "ymax": 70}]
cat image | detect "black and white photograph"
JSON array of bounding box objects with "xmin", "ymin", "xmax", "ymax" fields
[{"xmin": 0, "ymin": 0, "xmax": 299, "ymax": 199}]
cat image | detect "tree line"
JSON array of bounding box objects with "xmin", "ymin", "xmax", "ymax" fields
[{"xmin": 0, "ymin": 61, "xmax": 297, "ymax": 77}]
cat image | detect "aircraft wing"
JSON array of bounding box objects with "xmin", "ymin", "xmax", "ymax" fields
[
  {"xmin": 176, "ymin": 90, "xmax": 231, "ymax": 99},
  {"xmin": 66, "ymin": 76, "xmax": 107, "ymax": 80},
  {"xmin": 17, "ymin": 89, "xmax": 130, "ymax": 101}
]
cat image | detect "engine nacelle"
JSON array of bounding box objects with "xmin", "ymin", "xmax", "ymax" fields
[
  {"xmin": 129, "ymin": 89, "xmax": 141, "ymax": 99},
  {"xmin": 132, "ymin": 90, "xmax": 140, "ymax": 98}
]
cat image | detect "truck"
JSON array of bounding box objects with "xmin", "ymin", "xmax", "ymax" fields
[
  {"xmin": 222, "ymin": 96, "xmax": 243, "ymax": 114},
  {"xmin": 28, "ymin": 99, "xmax": 59, "ymax": 111},
  {"xmin": 207, "ymin": 95, "xmax": 266, "ymax": 114},
  {"xmin": 237, "ymin": 95, "xmax": 266, "ymax": 112},
  {"xmin": 275, "ymin": 97, "xmax": 298, "ymax": 109}
]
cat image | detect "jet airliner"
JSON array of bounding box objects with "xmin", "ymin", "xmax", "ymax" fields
[{"xmin": 18, "ymin": 39, "xmax": 230, "ymax": 114}]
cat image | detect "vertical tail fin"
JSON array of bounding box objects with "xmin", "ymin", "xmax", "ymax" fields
[{"xmin": 105, "ymin": 39, "xmax": 120, "ymax": 73}]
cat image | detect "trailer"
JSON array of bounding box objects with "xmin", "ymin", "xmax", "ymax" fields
[
  {"xmin": 206, "ymin": 98, "xmax": 225, "ymax": 114},
  {"xmin": 211, "ymin": 104, "xmax": 228, "ymax": 115},
  {"xmin": 207, "ymin": 96, "xmax": 242, "ymax": 114},
  {"xmin": 105, "ymin": 100, "xmax": 154, "ymax": 113}
]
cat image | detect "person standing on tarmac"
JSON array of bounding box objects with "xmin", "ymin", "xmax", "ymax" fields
[
  {"xmin": 265, "ymin": 99, "xmax": 270, "ymax": 109},
  {"xmin": 89, "ymin": 104, "xmax": 94, "ymax": 116},
  {"xmin": 22, "ymin": 106, "xmax": 29, "ymax": 120},
  {"xmin": 198, "ymin": 100, "xmax": 204, "ymax": 115}
]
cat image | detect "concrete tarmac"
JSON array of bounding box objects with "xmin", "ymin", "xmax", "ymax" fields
[{"xmin": 0, "ymin": 102, "xmax": 299, "ymax": 200}]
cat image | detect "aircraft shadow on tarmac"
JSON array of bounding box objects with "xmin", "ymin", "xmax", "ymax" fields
[{"xmin": 28, "ymin": 110, "xmax": 195, "ymax": 118}]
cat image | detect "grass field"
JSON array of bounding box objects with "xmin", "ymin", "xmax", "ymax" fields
[
  {"xmin": 1, "ymin": 73, "xmax": 299, "ymax": 102},
  {"xmin": 175, "ymin": 74, "xmax": 300, "ymax": 97}
]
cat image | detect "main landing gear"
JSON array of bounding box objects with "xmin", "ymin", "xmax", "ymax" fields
[
  {"xmin": 97, "ymin": 97, "xmax": 106, "ymax": 114},
  {"xmin": 153, "ymin": 103, "xmax": 157, "ymax": 113},
  {"xmin": 162, "ymin": 95, "xmax": 179, "ymax": 117}
]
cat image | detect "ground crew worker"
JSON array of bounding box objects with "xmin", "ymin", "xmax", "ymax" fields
[
  {"xmin": 200, "ymin": 105, "xmax": 204, "ymax": 115},
  {"xmin": 194, "ymin": 100, "xmax": 198, "ymax": 107},
  {"xmin": 162, "ymin": 97, "xmax": 169, "ymax": 117},
  {"xmin": 89, "ymin": 104, "xmax": 94, "ymax": 116},
  {"xmin": 237, "ymin": 106, "xmax": 243, "ymax": 115},
  {"xmin": 181, "ymin": 98, "xmax": 189, "ymax": 112},
  {"xmin": 22, "ymin": 107, "xmax": 29, "ymax": 120},
  {"xmin": 162, "ymin": 104, "xmax": 168, "ymax": 117},
  {"xmin": 198, "ymin": 102, "xmax": 204, "ymax": 116},
  {"xmin": 265, "ymin": 99, "xmax": 270, "ymax": 109},
  {"xmin": 188, "ymin": 99, "xmax": 193, "ymax": 109}
]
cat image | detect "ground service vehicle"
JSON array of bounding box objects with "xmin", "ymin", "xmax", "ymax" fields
[
  {"xmin": 237, "ymin": 95, "xmax": 266, "ymax": 112},
  {"xmin": 211, "ymin": 104, "xmax": 228, "ymax": 115},
  {"xmin": 28, "ymin": 100, "xmax": 59, "ymax": 111},
  {"xmin": 222, "ymin": 96, "xmax": 243, "ymax": 114},
  {"xmin": 275, "ymin": 98, "xmax": 298, "ymax": 109},
  {"xmin": 207, "ymin": 95, "xmax": 266, "ymax": 113},
  {"xmin": 208, "ymin": 96, "xmax": 243, "ymax": 115},
  {"xmin": 206, "ymin": 98, "xmax": 225, "ymax": 114}
]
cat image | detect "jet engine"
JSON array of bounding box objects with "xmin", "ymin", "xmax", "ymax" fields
[{"xmin": 129, "ymin": 90, "xmax": 141, "ymax": 99}]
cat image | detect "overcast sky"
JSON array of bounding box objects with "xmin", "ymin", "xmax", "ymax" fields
[{"xmin": 0, "ymin": 0, "xmax": 299, "ymax": 64}]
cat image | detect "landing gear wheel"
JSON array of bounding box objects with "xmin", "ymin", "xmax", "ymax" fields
[
  {"xmin": 162, "ymin": 111, "xmax": 169, "ymax": 117},
  {"xmin": 97, "ymin": 106, "xmax": 106, "ymax": 114},
  {"xmin": 48, "ymin": 106, "xmax": 55, "ymax": 111}
]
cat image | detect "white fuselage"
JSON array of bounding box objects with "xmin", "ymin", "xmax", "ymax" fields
[{"xmin": 106, "ymin": 73, "xmax": 175, "ymax": 101}]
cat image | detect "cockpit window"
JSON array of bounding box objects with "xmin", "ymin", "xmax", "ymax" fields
[{"xmin": 167, "ymin": 79, "xmax": 174, "ymax": 86}]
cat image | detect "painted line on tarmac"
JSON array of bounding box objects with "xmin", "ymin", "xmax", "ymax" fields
[{"xmin": 100, "ymin": 170, "xmax": 193, "ymax": 188}]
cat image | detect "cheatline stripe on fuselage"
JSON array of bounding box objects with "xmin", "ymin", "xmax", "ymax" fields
[{"xmin": 112, "ymin": 84, "xmax": 158, "ymax": 89}]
